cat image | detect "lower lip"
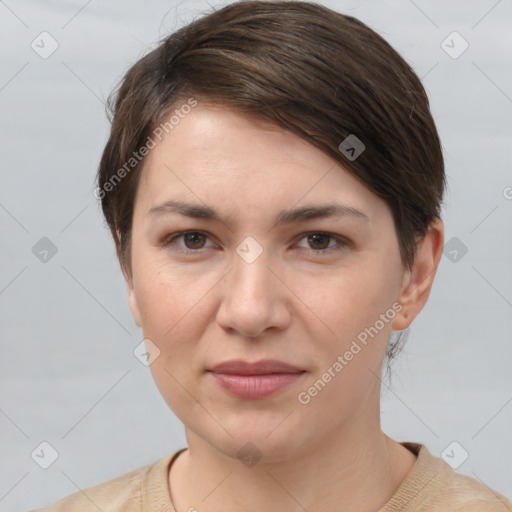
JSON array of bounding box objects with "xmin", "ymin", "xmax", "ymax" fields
[{"xmin": 209, "ymin": 372, "xmax": 305, "ymax": 399}]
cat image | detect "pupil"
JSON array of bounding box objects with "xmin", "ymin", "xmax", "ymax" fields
[
  {"xmin": 185, "ymin": 233, "xmax": 205, "ymax": 249},
  {"xmin": 309, "ymin": 234, "xmax": 329, "ymax": 250}
]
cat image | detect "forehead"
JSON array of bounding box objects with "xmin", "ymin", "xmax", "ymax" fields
[
  {"xmin": 135, "ymin": 103, "xmax": 386, "ymax": 221},
  {"xmin": 148, "ymin": 103, "xmax": 333, "ymax": 177}
]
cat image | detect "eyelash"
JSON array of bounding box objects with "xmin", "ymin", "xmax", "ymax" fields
[{"xmin": 160, "ymin": 231, "xmax": 349, "ymax": 256}]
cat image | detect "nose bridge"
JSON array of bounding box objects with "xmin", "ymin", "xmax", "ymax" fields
[
  {"xmin": 216, "ymin": 239, "xmax": 289, "ymax": 337},
  {"xmin": 230, "ymin": 241, "xmax": 273, "ymax": 304}
]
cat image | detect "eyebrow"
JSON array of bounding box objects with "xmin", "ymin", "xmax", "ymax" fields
[{"xmin": 147, "ymin": 199, "xmax": 369, "ymax": 225}]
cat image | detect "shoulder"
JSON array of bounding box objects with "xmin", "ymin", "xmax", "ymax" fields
[
  {"xmin": 28, "ymin": 453, "xmax": 175, "ymax": 512},
  {"xmin": 436, "ymin": 463, "xmax": 512, "ymax": 511},
  {"xmin": 386, "ymin": 442, "xmax": 512, "ymax": 512}
]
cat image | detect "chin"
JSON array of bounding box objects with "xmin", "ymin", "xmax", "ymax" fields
[{"xmin": 196, "ymin": 416, "xmax": 310, "ymax": 465}]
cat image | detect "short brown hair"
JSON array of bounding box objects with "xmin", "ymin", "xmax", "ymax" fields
[{"xmin": 96, "ymin": 0, "xmax": 445, "ymax": 360}]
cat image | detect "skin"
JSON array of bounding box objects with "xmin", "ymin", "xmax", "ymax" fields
[{"xmin": 124, "ymin": 102, "xmax": 444, "ymax": 512}]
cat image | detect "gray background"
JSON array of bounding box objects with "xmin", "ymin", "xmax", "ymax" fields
[{"xmin": 1, "ymin": 0, "xmax": 511, "ymax": 510}]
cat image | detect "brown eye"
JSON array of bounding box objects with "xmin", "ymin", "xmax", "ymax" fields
[
  {"xmin": 182, "ymin": 232, "xmax": 207, "ymax": 249},
  {"xmin": 295, "ymin": 232, "xmax": 348, "ymax": 254},
  {"xmin": 161, "ymin": 231, "xmax": 213, "ymax": 252},
  {"xmin": 307, "ymin": 233, "xmax": 332, "ymax": 250}
]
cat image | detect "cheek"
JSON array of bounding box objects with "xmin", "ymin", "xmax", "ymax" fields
[
  {"xmin": 133, "ymin": 256, "xmax": 202, "ymax": 330},
  {"xmin": 133, "ymin": 264, "xmax": 211, "ymax": 416},
  {"xmin": 305, "ymin": 262, "xmax": 395, "ymax": 338},
  {"xmin": 297, "ymin": 259, "xmax": 399, "ymax": 404},
  {"xmin": 132, "ymin": 260, "xmax": 219, "ymax": 371},
  {"xmin": 296, "ymin": 268, "xmax": 394, "ymax": 418}
]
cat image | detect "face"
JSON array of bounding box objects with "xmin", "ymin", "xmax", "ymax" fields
[{"xmin": 126, "ymin": 102, "xmax": 422, "ymax": 462}]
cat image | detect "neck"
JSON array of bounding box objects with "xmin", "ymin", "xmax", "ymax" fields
[{"xmin": 169, "ymin": 419, "xmax": 417, "ymax": 512}]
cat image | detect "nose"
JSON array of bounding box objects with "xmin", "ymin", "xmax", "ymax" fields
[{"xmin": 215, "ymin": 247, "xmax": 292, "ymax": 338}]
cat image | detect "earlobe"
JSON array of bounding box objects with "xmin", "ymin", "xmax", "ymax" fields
[{"xmin": 392, "ymin": 218, "xmax": 444, "ymax": 331}]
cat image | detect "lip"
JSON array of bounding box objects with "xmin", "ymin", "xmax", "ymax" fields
[
  {"xmin": 207, "ymin": 359, "xmax": 306, "ymax": 399},
  {"xmin": 208, "ymin": 359, "xmax": 304, "ymax": 375}
]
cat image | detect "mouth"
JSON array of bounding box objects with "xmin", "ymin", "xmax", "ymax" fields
[{"xmin": 206, "ymin": 359, "xmax": 306, "ymax": 399}]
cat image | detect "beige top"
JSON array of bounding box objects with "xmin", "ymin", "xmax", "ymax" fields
[{"xmin": 31, "ymin": 442, "xmax": 512, "ymax": 511}]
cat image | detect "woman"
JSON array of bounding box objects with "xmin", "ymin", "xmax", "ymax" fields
[{"xmin": 33, "ymin": 1, "xmax": 512, "ymax": 510}]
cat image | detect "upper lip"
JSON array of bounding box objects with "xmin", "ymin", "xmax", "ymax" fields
[{"xmin": 208, "ymin": 359, "xmax": 304, "ymax": 375}]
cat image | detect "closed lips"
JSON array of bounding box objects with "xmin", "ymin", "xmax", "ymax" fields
[{"xmin": 208, "ymin": 359, "xmax": 305, "ymax": 375}]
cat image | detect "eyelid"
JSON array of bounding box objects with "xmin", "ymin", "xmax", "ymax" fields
[
  {"xmin": 161, "ymin": 230, "xmax": 217, "ymax": 251},
  {"xmin": 161, "ymin": 230, "xmax": 349, "ymax": 255},
  {"xmin": 294, "ymin": 231, "xmax": 349, "ymax": 250}
]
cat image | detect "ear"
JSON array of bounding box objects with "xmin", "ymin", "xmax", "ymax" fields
[
  {"xmin": 392, "ymin": 217, "xmax": 444, "ymax": 331},
  {"xmin": 126, "ymin": 276, "xmax": 142, "ymax": 327},
  {"xmin": 116, "ymin": 231, "xmax": 142, "ymax": 327}
]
